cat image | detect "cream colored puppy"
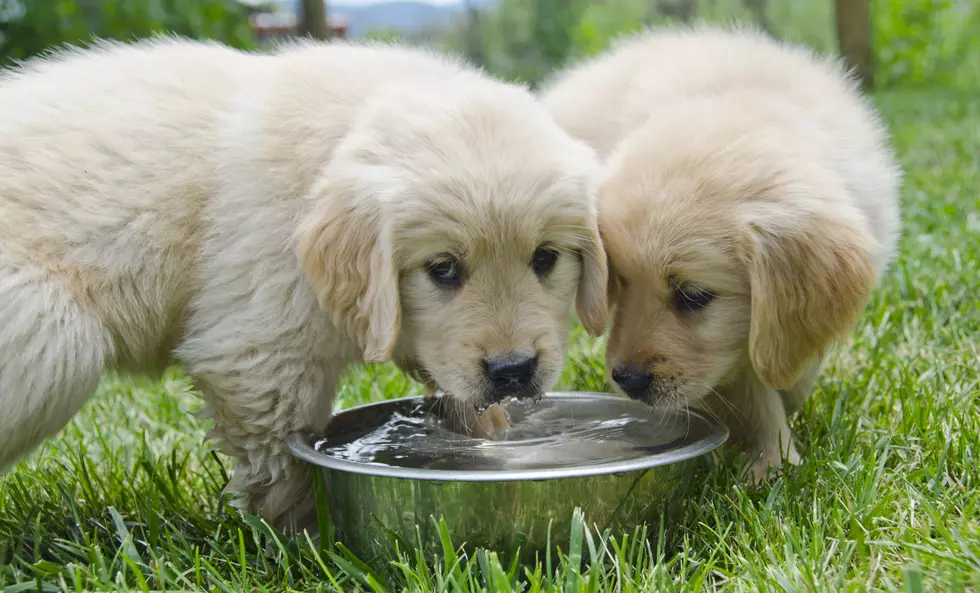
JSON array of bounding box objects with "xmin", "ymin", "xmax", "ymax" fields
[
  {"xmin": 542, "ymin": 26, "xmax": 900, "ymax": 482},
  {"xmin": 0, "ymin": 38, "xmax": 608, "ymax": 529}
]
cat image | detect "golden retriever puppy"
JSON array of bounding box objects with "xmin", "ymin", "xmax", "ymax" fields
[
  {"xmin": 541, "ymin": 26, "xmax": 901, "ymax": 482},
  {"xmin": 0, "ymin": 38, "xmax": 608, "ymax": 529}
]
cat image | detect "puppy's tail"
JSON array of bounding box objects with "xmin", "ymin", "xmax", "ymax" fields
[{"xmin": 0, "ymin": 256, "xmax": 112, "ymax": 472}]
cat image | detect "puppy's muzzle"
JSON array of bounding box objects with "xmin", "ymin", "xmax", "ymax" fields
[{"xmin": 483, "ymin": 352, "xmax": 538, "ymax": 402}]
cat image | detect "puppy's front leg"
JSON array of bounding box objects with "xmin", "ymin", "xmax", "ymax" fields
[
  {"xmin": 397, "ymin": 361, "xmax": 439, "ymax": 400},
  {"xmin": 703, "ymin": 374, "xmax": 800, "ymax": 485},
  {"xmin": 183, "ymin": 340, "xmax": 348, "ymax": 534},
  {"xmin": 778, "ymin": 359, "xmax": 824, "ymax": 417}
]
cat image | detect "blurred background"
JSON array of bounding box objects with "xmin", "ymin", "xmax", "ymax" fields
[{"xmin": 1, "ymin": 0, "xmax": 978, "ymax": 95}]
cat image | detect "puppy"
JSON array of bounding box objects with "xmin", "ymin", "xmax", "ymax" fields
[
  {"xmin": 541, "ymin": 26, "xmax": 901, "ymax": 482},
  {"xmin": 0, "ymin": 38, "xmax": 608, "ymax": 529}
]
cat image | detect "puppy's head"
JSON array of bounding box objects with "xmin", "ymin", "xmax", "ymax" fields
[
  {"xmin": 600, "ymin": 108, "xmax": 878, "ymax": 408},
  {"xmin": 298, "ymin": 79, "xmax": 606, "ymax": 407}
]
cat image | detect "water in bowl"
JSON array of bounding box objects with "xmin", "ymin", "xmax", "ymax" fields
[{"xmin": 313, "ymin": 395, "xmax": 716, "ymax": 471}]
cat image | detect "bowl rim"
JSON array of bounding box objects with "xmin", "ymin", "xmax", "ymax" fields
[{"xmin": 286, "ymin": 391, "xmax": 729, "ymax": 482}]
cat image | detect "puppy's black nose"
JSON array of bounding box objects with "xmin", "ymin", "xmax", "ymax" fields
[
  {"xmin": 611, "ymin": 365, "xmax": 653, "ymax": 399},
  {"xmin": 484, "ymin": 352, "xmax": 538, "ymax": 398}
]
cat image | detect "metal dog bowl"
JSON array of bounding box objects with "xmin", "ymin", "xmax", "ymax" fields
[{"xmin": 287, "ymin": 391, "xmax": 728, "ymax": 561}]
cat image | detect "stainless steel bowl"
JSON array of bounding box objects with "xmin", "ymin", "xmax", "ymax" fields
[{"xmin": 287, "ymin": 391, "xmax": 728, "ymax": 561}]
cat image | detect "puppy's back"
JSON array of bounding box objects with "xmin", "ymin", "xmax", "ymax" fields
[
  {"xmin": 0, "ymin": 37, "xmax": 485, "ymax": 263},
  {"xmin": 541, "ymin": 25, "xmax": 902, "ymax": 271},
  {"xmin": 543, "ymin": 27, "xmax": 867, "ymax": 154},
  {"xmin": 0, "ymin": 38, "xmax": 488, "ymax": 370}
]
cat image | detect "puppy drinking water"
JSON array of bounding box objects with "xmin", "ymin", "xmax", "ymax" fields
[
  {"xmin": 0, "ymin": 38, "xmax": 608, "ymax": 529},
  {"xmin": 542, "ymin": 26, "xmax": 901, "ymax": 482}
]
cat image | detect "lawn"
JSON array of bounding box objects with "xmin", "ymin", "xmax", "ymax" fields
[{"xmin": 1, "ymin": 89, "xmax": 978, "ymax": 592}]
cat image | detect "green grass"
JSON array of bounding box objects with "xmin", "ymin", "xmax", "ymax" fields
[{"xmin": 2, "ymin": 89, "xmax": 979, "ymax": 592}]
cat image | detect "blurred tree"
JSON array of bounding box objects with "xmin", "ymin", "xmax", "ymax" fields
[
  {"xmin": 462, "ymin": 0, "xmax": 485, "ymax": 68},
  {"xmin": 572, "ymin": 0, "xmax": 650, "ymax": 58},
  {"xmin": 298, "ymin": 0, "xmax": 329, "ymax": 40},
  {"xmin": 465, "ymin": 0, "xmax": 586, "ymax": 85},
  {"xmin": 835, "ymin": 0, "xmax": 873, "ymax": 91},
  {"xmin": 531, "ymin": 0, "xmax": 585, "ymax": 76},
  {"xmin": 0, "ymin": 0, "xmax": 256, "ymax": 65},
  {"xmin": 874, "ymin": 0, "xmax": 980, "ymax": 90},
  {"xmin": 743, "ymin": 0, "xmax": 772, "ymax": 34},
  {"xmin": 656, "ymin": 0, "xmax": 696, "ymax": 22},
  {"xmin": 435, "ymin": 0, "xmax": 979, "ymax": 92}
]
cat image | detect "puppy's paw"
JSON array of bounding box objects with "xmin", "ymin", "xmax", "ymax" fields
[
  {"xmin": 227, "ymin": 457, "xmax": 318, "ymax": 536},
  {"xmin": 742, "ymin": 445, "xmax": 802, "ymax": 487},
  {"xmin": 482, "ymin": 403, "xmax": 512, "ymax": 436},
  {"xmin": 441, "ymin": 396, "xmax": 511, "ymax": 439}
]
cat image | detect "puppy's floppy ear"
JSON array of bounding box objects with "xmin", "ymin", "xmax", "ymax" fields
[
  {"xmin": 576, "ymin": 219, "xmax": 609, "ymax": 337},
  {"xmin": 296, "ymin": 177, "xmax": 400, "ymax": 363},
  {"xmin": 743, "ymin": 203, "xmax": 878, "ymax": 390},
  {"xmin": 605, "ymin": 251, "xmax": 620, "ymax": 313}
]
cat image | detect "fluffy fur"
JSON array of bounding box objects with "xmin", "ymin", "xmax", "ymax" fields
[
  {"xmin": 0, "ymin": 38, "xmax": 608, "ymax": 529},
  {"xmin": 541, "ymin": 26, "xmax": 901, "ymax": 482}
]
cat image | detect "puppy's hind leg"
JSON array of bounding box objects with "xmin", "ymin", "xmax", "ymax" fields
[{"xmin": 0, "ymin": 258, "xmax": 112, "ymax": 471}]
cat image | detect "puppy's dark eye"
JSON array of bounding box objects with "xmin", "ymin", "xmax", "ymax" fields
[
  {"xmin": 531, "ymin": 245, "xmax": 560, "ymax": 277},
  {"xmin": 675, "ymin": 284, "xmax": 715, "ymax": 312},
  {"xmin": 426, "ymin": 257, "xmax": 463, "ymax": 287}
]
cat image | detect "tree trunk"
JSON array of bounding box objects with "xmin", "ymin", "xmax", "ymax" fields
[
  {"xmin": 299, "ymin": 0, "xmax": 331, "ymax": 40},
  {"xmin": 835, "ymin": 0, "xmax": 873, "ymax": 91},
  {"xmin": 463, "ymin": 0, "xmax": 485, "ymax": 68}
]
